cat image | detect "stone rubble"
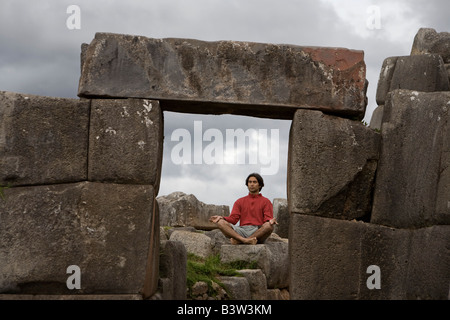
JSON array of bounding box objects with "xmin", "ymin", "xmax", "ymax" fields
[{"xmin": 158, "ymin": 225, "xmax": 289, "ymax": 300}]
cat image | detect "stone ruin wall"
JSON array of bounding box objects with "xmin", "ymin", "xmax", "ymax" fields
[{"xmin": 0, "ymin": 28, "xmax": 449, "ymax": 299}]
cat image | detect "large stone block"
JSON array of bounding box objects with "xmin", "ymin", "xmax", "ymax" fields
[
  {"xmin": 375, "ymin": 55, "xmax": 449, "ymax": 105},
  {"xmin": 369, "ymin": 105, "xmax": 384, "ymax": 131},
  {"xmin": 169, "ymin": 230, "xmax": 214, "ymax": 259},
  {"xmin": 157, "ymin": 191, "xmax": 229, "ymax": 230},
  {"xmin": 0, "ymin": 91, "xmax": 90, "ymax": 186},
  {"xmin": 375, "ymin": 56, "xmax": 398, "ymax": 105},
  {"xmin": 218, "ymin": 276, "xmax": 251, "ymax": 300},
  {"xmin": 220, "ymin": 242, "xmax": 289, "ymax": 289},
  {"xmin": 0, "ymin": 182, "xmax": 159, "ymax": 296},
  {"xmin": 289, "ymin": 214, "xmax": 450, "ymax": 300},
  {"xmin": 288, "ymin": 109, "xmax": 380, "ymax": 220},
  {"xmin": 159, "ymin": 240, "xmax": 187, "ymax": 300},
  {"xmin": 372, "ymin": 90, "xmax": 450, "ymax": 228},
  {"xmin": 411, "ymin": 28, "xmax": 450, "ymax": 63},
  {"xmin": 78, "ymin": 32, "xmax": 367, "ymax": 119},
  {"xmin": 389, "ymin": 54, "xmax": 449, "ymax": 93},
  {"xmin": 272, "ymin": 198, "xmax": 289, "ymax": 238},
  {"xmin": 236, "ymin": 269, "xmax": 267, "ymax": 300},
  {"xmin": 88, "ymin": 98, "xmax": 163, "ymax": 191}
]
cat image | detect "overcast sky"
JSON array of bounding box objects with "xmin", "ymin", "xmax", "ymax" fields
[{"xmin": 1, "ymin": 0, "xmax": 449, "ymax": 209}]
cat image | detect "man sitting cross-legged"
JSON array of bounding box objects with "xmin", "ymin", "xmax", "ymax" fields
[{"xmin": 209, "ymin": 173, "xmax": 277, "ymax": 245}]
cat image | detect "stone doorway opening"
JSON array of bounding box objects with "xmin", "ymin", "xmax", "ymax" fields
[
  {"xmin": 157, "ymin": 110, "xmax": 292, "ymax": 300},
  {"xmin": 159, "ymin": 110, "xmax": 291, "ymax": 210}
]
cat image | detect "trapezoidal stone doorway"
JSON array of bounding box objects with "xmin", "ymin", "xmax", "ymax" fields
[
  {"xmin": 77, "ymin": 33, "xmax": 379, "ymax": 300},
  {"xmin": 1, "ymin": 32, "xmax": 379, "ymax": 299}
]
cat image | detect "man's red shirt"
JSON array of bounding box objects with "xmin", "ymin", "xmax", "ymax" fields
[{"xmin": 224, "ymin": 193, "xmax": 273, "ymax": 226}]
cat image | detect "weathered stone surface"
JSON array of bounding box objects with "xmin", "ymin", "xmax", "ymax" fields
[
  {"xmin": 273, "ymin": 198, "xmax": 289, "ymax": 238},
  {"xmin": 142, "ymin": 196, "xmax": 160, "ymax": 299},
  {"xmin": 389, "ymin": 55, "xmax": 449, "ymax": 92},
  {"xmin": 266, "ymin": 288, "xmax": 290, "ymax": 300},
  {"xmin": 375, "ymin": 56, "xmax": 398, "ymax": 105},
  {"xmin": 411, "ymin": 28, "xmax": 450, "ymax": 63},
  {"xmin": 289, "ymin": 214, "xmax": 450, "ymax": 300},
  {"xmin": 237, "ymin": 269, "xmax": 267, "ymax": 300},
  {"xmin": 204, "ymin": 229, "xmax": 231, "ymax": 255},
  {"xmin": 220, "ymin": 242, "xmax": 289, "ymax": 289},
  {"xmin": 88, "ymin": 98, "xmax": 163, "ymax": 191},
  {"xmin": 0, "ymin": 182, "xmax": 158, "ymax": 295},
  {"xmin": 376, "ymin": 55, "xmax": 449, "ymax": 105},
  {"xmin": 218, "ymin": 276, "xmax": 251, "ymax": 300},
  {"xmin": 78, "ymin": 32, "xmax": 367, "ymax": 119},
  {"xmin": 0, "ymin": 91, "xmax": 89, "ymax": 186},
  {"xmin": 159, "ymin": 240, "xmax": 187, "ymax": 300},
  {"xmin": 191, "ymin": 281, "xmax": 208, "ymax": 296},
  {"xmin": 288, "ymin": 109, "xmax": 380, "ymax": 220},
  {"xmin": 169, "ymin": 230, "xmax": 213, "ymax": 259},
  {"xmin": 369, "ymin": 105, "xmax": 384, "ymax": 131},
  {"xmin": 157, "ymin": 192, "xmax": 229, "ymax": 230},
  {"xmin": 372, "ymin": 90, "xmax": 450, "ymax": 228}
]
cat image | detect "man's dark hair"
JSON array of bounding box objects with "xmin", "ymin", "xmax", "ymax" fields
[{"xmin": 245, "ymin": 173, "xmax": 264, "ymax": 191}]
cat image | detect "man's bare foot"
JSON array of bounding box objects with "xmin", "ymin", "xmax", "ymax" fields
[
  {"xmin": 242, "ymin": 237, "xmax": 257, "ymax": 245},
  {"xmin": 230, "ymin": 237, "xmax": 257, "ymax": 245},
  {"xmin": 230, "ymin": 238, "xmax": 241, "ymax": 245}
]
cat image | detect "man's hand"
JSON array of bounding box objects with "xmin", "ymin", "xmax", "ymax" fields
[
  {"xmin": 269, "ymin": 218, "xmax": 278, "ymax": 225},
  {"xmin": 209, "ymin": 215, "xmax": 223, "ymax": 223}
]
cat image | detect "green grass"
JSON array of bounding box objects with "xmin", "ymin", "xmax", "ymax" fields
[{"xmin": 186, "ymin": 253, "xmax": 258, "ymax": 299}]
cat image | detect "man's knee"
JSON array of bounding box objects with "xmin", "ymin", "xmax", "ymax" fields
[
  {"xmin": 217, "ymin": 218, "xmax": 229, "ymax": 229},
  {"xmin": 262, "ymin": 221, "xmax": 274, "ymax": 233}
]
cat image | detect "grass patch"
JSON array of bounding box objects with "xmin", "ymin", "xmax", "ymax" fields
[{"xmin": 186, "ymin": 253, "xmax": 258, "ymax": 299}]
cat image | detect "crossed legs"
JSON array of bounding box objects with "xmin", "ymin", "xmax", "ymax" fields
[{"xmin": 215, "ymin": 219, "xmax": 274, "ymax": 245}]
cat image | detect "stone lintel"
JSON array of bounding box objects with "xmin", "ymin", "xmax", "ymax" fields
[{"xmin": 78, "ymin": 32, "xmax": 367, "ymax": 119}]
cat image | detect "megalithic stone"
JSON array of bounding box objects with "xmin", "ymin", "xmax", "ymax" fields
[
  {"xmin": 0, "ymin": 182, "xmax": 159, "ymax": 296},
  {"xmin": 88, "ymin": 98, "xmax": 163, "ymax": 193},
  {"xmin": 287, "ymin": 109, "xmax": 380, "ymax": 220},
  {"xmin": 78, "ymin": 32, "xmax": 367, "ymax": 119},
  {"xmin": 289, "ymin": 214, "xmax": 450, "ymax": 300},
  {"xmin": 411, "ymin": 27, "xmax": 450, "ymax": 63},
  {"xmin": 375, "ymin": 54, "xmax": 449, "ymax": 106},
  {"xmin": 0, "ymin": 91, "xmax": 90, "ymax": 187},
  {"xmin": 371, "ymin": 90, "xmax": 450, "ymax": 228}
]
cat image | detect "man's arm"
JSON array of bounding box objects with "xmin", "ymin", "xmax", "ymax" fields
[
  {"xmin": 223, "ymin": 200, "xmax": 241, "ymax": 225},
  {"xmin": 210, "ymin": 200, "xmax": 241, "ymax": 225},
  {"xmin": 263, "ymin": 199, "xmax": 275, "ymax": 224}
]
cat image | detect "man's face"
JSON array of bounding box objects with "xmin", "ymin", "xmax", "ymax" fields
[{"xmin": 247, "ymin": 176, "xmax": 260, "ymax": 194}]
